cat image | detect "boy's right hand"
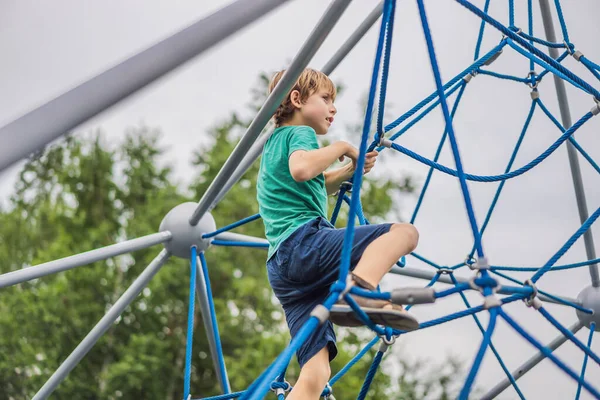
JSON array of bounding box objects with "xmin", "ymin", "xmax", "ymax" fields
[{"xmin": 338, "ymin": 142, "xmax": 359, "ymax": 167}]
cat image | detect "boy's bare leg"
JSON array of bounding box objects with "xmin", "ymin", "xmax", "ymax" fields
[
  {"xmin": 287, "ymin": 347, "xmax": 331, "ymax": 400},
  {"xmin": 352, "ymin": 223, "xmax": 419, "ymax": 289}
]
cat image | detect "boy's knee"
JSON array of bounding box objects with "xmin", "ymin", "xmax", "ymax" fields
[
  {"xmin": 299, "ymin": 356, "xmax": 331, "ymax": 392},
  {"xmin": 299, "ymin": 368, "xmax": 330, "ymax": 395},
  {"xmin": 391, "ymin": 223, "xmax": 419, "ymax": 251}
]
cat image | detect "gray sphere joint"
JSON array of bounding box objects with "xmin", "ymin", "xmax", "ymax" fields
[
  {"xmin": 159, "ymin": 202, "xmax": 216, "ymax": 258},
  {"xmin": 576, "ymin": 285, "xmax": 600, "ymax": 331}
]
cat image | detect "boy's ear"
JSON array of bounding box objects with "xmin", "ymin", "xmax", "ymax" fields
[{"xmin": 289, "ymin": 90, "xmax": 303, "ymax": 108}]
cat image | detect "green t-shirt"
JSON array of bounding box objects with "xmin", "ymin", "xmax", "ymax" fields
[{"xmin": 257, "ymin": 125, "xmax": 328, "ymax": 259}]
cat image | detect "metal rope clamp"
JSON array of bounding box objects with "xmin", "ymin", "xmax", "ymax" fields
[
  {"xmin": 463, "ymin": 70, "xmax": 478, "ymax": 83},
  {"xmin": 465, "ymin": 255, "xmax": 477, "ymax": 269},
  {"xmin": 523, "ymin": 279, "xmax": 542, "ymax": 309},
  {"xmin": 483, "ymin": 48, "xmax": 504, "ymax": 66},
  {"xmin": 323, "ymin": 384, "xmax": 336, "ymax": 400},
  {"xmin": 563, "ymin": 40, "xmax": 575, "ymax": 55},
  {"xmin": 466, "ymin": 256, "xmax": 489, "ymax": 271},
  {"xmin": 339, "ymin": 180, "xmax": 353, "ymax": 194},
  {"xmin": 379, "ymin": 332, "xmax": 396, "ymax": 353},
  {"xmin": 527, "ymin": 71, "xmax": 541, "ymax": 90},
  {"xmin": 561, "ymin": 40, "xmax": 584, "ymax": 61},
  {"xmin": 592, "ymin": 97, "xmax": 600, "ymax": 116},
  {"xmin": 436, "ymin": 267, "xmax": 454, "ymax": 275},
  {"xmin": 270, "ymin": 380, "xmax": 291, "ymax": 397}
]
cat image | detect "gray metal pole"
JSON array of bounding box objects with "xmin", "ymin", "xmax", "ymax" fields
[
  {"xmin": 481, "ymin": 321, "xmax": 584, "ymax": 400},
  {"xmin": 0, "ymin": 232, "xmax": 172, "ymax": 289},
  {"xmin": 208, "ymin": 1, "xmax": 384, "ymax": 211},
  {"xmin": 321, "ymin": 1, "xmax": 384, "ymax": 75},
  {"xmin": 0, "ymin": 0, "xmax": 291, "ymax": 173},
  {"xmin": 33, "ymin": 249, "xmax": 171, "ymax": 400},
  {"xmin": 209, "ymin": 132, "xmax": 270, "ymax": 211},
  {"xmin": 195, "ymin": 256, "xmax": 230, "ymax": 393},
  {"xmin": 538, "ymin": 0, "xmax": 599, "ymax": 287},
  {"xmin": 189, "ymin": 0, "xmax": 354, "ymax": 226},
  {"xmin": 389, "ymin": 265, "xmax": 582, "ymax": 307},
  {"xmin": 215, "ymin": 231, "xmax": 269, "ymax": 246}
]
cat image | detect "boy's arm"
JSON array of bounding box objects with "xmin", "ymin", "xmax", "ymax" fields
[
  {"xmin": 323, "ymin": 163, "xmax": 354, "ymax": 195},
  {"xmin": 323, "ymin": 150, "xmax": 379, "ymax": 195},
  {"xmin": 289, "ymin": 141, "xmax": 356, "ymax": 182}
]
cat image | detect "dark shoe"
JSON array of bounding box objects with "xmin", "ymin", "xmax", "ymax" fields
[{"xmin": 330, "ymin": 294, "xmax": 419, "ymax": 331}]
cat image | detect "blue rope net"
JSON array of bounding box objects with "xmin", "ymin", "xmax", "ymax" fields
[{"xmin": 187, "ymin": 1, "xmax": 600, "ymax": 399}]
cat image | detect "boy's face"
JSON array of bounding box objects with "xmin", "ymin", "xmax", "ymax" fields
[{"xmin": 297, "ymin": 87, "xmax": 337, "ymax": 135}]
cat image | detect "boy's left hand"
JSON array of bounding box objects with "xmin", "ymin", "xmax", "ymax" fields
[{"xmin": 363, "ymin": 150, "xmax": 378, "ymax": 174}]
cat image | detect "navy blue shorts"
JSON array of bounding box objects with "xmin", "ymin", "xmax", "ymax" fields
[{"xmin": 266, "ymin": 217, "xmax": 392, "ymax": 367}]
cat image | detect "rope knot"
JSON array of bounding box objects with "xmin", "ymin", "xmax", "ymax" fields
[
  {"xmin": 378, "ymin": 326, "xmax": 396, "ymax": 353},
  {"xmin": 436, "ymin": 267, "xmax": 454, "ymax": 275},
  {"xmin": 469, "ymin": 272, "xmax": 502, "ymax": 309},
  {"xmin": 523, "ymin": 279, "xmax": 542, "ymax": 309},
  {"xmin": 527, "ymin": 71, "xmax": 541, "ymax": 89},
  {"xmin": 508, "ymin": 25, "xmax": 521, "ymax": 33},
  {"xmin": 270, "ymin": 380, "xmax": 291, "ymax": 396},
  {"xmin": 469, "ymin": 272, "xmax": 501, "ymax": 301},
  {"xmin": 321, "ymin": 383, "xmax": 336, "ymax": 399},
  {"xmin": 465, "ymin": 255, "xmax": 477, "ymax": 269},
  {"xmin": 330, "ymin": 280, "xmax": 346, "ymax": 295}
]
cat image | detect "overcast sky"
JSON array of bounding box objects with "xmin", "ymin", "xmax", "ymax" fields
[{"xmin": 2, "ymin": 0, "xmax": 600, "ymax": 399}]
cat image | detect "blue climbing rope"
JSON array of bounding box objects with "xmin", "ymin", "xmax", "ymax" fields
[
  {"xmin": 337, "ymin": 0, "xmax": 393, "ymax": 286},
  {"xmin": 499, "ymin": 309, "xmax": 600, "ymax": 398},
  {"xmin": 184, "ymin": 246, "xmax": 198, "ymax": 400},
  {"xmin": 199, "ymin": 252, "xmax": 231, "ymax": 395},
  {"xmin": 575, "ymin": 322, "xmax": 596, "ymax": 400},
  {"xmin": 203, "ymin": 214, "xmax": 262, "ymax": 239},
  {"xmin": 389, "ymin": 110, "xmax": 593, "ymax": 183},
  {"xmin": 448, "ymin": 274, "xmax": 526, "ymax": 399},
  {"xmin": 416, "ymin": 0, "xmax": 485, "ymax": 259}
]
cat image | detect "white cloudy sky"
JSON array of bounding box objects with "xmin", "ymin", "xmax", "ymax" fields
[{"xmin": 2, "ymin": 0, "xmax": 600, "ymax": 399}]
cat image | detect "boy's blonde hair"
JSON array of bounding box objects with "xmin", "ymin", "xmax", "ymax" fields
[{"xmin": 268, "ymin": 68, "xmax": 337, "ymax": 127}]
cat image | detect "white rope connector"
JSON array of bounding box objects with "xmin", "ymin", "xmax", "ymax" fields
[
  {"xmin": 530, "ymin": 90, "xmax": 540, "ymax": 100},
  {"xmin": 310, "ymin": 305, "xmax": 330, "ymax": 324},
  {"xmin": 378, "ymin": 341, "xmax": 390, "ymax": 353},
  {"xmin": 483, "ymin": 295, "xmax": 502, "ymax": 309},
  {"xmin": 573, "ymin": 50, "xmax": 584, "ymax": 61},
  {"xmin": 463, "ymin": 72, "xmax": 475, "ymax": 83},
  {"xmin": 379, "ymin": 138, "xmax": 393, "ymax": 148}
]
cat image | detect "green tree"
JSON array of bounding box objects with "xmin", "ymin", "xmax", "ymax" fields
[{"xmin": 0, "ymin": 75, "xmax": 468, "ymax": 400}]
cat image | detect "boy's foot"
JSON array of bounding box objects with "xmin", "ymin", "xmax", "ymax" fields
[{"xmin": 329, "ymin": 295, "xmax": 419, "ymax": 331}]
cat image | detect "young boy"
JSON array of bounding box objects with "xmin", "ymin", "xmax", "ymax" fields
[{"xmin": 257, "ymin": 68, "xmax": 419, "ymax": 399}]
